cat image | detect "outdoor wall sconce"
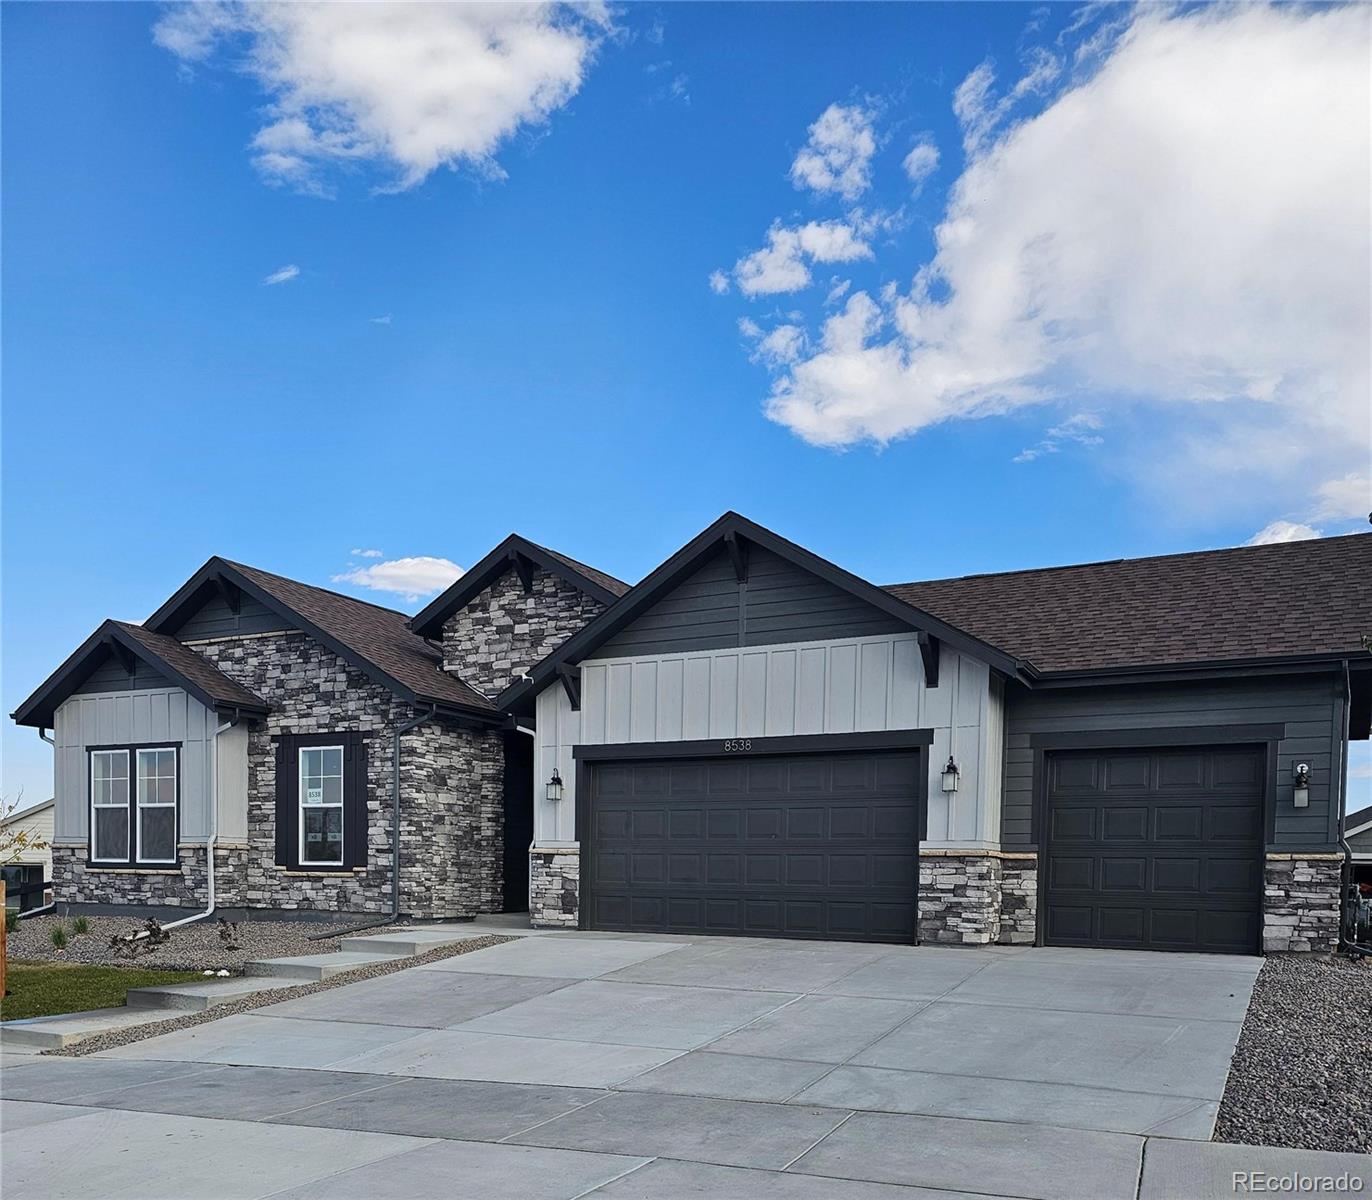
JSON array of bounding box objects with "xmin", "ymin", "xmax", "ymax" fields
[
  {"xmin": 941, "ymin": 756, "xmax": 960, "ymax": 793},
  {"xmin": 1293, "ymin": 762, "xmax": 1310, "ymax": 808},
  {"xmin": 546, "ymin": 768, "xmax": 565, "ymax": 803}
]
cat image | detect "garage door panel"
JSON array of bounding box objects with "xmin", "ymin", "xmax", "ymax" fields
[
  {"xmin": 588, "ymin": 749, "xmax": 920, "ymax": 942},
  {"xmin": 1046, "ymin": 747, "xmax": 1262, "ymax": 955}
]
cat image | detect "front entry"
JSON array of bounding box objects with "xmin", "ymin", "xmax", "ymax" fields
[
  {"xmin": 1044, "ymin": 745, "xmax": 1265, "ymax": 954},
  {"xmin": 584, "ymin": 749, "xmax": 922, "ymax": 943}
]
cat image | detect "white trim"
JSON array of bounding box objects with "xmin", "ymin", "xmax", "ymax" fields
[
  {"xmin": 89, "ymin": 749, "xmax": 130, "ymax": 863},
  {"xmin": 135, "ymin": 747, "xmax": 178, "ymax": 866},
  {"xmin": 1345, "ymin": 818, "xmax": 1372, "ymax": 839},
  {"xmin": 298, "ymin": 744, "xmax": 344, "ymax": 868}
]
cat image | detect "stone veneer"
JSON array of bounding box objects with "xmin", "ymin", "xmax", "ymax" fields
[
  {"xmin": 442, "ymin": 566, "xmax": 607, "ymax": 697},
  {"xmin": 187, "ymin": 629, "xmax": 505, "ymax": 919},
  {"xmin": 917, "ymin": 851, "xmax": 1040, "ymax": 946},
  {"xmin": 997, "ymin": 854, "xmax": 1039, "ymax": 945},
  {"xmin": 50, "ymin": 843, "xmax": 251, "ymax": 911},
  {"xmin": 1263, "ymin": 854, "xmax": 1342, "ymax": 953},
  {"xmin": 529, "ymin": 846, "xmax": 580, "ymax": 928}
]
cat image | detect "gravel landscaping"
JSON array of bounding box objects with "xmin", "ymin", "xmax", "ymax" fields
[
  {"xmin": 7, "ymin": 913, "xmax": 414, "ymax": 972},
  {"xmin": 1215, "ymin": 953, "xmax": 1372, "ymax": 1154},
  {"xmin": 45, "ymin": 934, "xmax": 514, "ymax": 1057}
]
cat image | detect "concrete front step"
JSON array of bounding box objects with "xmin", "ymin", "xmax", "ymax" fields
[
  {"xmin": 244, "ymin": 951, "xmax": 401, "ymax": 981},
  {"xmin": 0, "ymin": 1005, "xmax": 180, "ymax": 1050},
  {"xmin": 340, "ymin": 928, "xmax": 486, "ymax": 957},
  {"xmin": 125, "ymin": 975, "xmax": 297, "ymax": 1013}
]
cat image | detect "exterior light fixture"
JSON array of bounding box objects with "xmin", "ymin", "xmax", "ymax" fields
[
  {"xmin": 546, "ymin": 768, "xmax": 565, "ymax": 803},
  {"xmin": 1293, "ymin": 762, "xmax": 1310, "ymax": 809},
  {"xmin": 940, "ymin": 756, "xmax": 960, "ymax": 793}
]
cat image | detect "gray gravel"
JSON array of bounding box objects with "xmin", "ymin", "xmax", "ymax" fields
[
  {"xmin": 47, "ymin": 934, "xmax": 514, "ymax": 1057},
  {"xmin": 8, "ymin": 913, "xmax": 414, "ymax": 972},
  {"xmin": 1215, "ymin": 953, "xmax": 1372, "ymax": 1154}
]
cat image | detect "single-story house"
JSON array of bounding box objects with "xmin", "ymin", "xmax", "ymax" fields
[
  {"xmin": 12, "ymin": 514, "xmax": 1370, "ymax": 955},
  {"xmin": 1347, "ymin": 803, "xmax": 1372, "ymax": 888},
  {"xmin": 0, "ymin": 797, "xmax": 54, "ymax": 911}
]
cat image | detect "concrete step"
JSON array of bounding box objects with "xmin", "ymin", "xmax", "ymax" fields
[
  {"xmin": 340, "ymin": 928, "xmax": 485, "ymax": 957},
  {"xmin": 244, "ymin": 951, "xmax": 401, "ymax": 981},
  {"xmin": 0, "ymin": 1005, "xmax": 179, "ymax": 1050},
  {"xmin": 125, "ymin": 975, "xmax": 296, "ymax": 1013}
]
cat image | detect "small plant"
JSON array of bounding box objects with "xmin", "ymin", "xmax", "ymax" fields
[
  {"xmin": 109, "ymin": 917, "xmax": 170, "ymax": 959},
  {"xmin": 72, "ymin": 915, "xmax": 89, "ymax": 936},
  {"xmin": 50, "ymin": 925, "xmax": 68, "ymax": 950},
  {"xmin": 217, "ymin": 918, "xmax": 240, "ymax": 951},
  {"xmin": 4, "ymin": 909, "xmax": 18, "ymax": 934}
]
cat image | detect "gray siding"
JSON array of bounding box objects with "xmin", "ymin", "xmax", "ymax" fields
[
  {"xmin": 599, "ymin": 546, "xmax": 905, "ymax": 658},
  {"xmin": 1002, "ymin": 674, "xmax": 1345, "ymax": 852},
  {"xmin": 1348, "ymin": 827, "xmax": 1372, "ymax": 855},
  {"xmin": 77, "ymin": 655, "xmax": 172, "ymax": 694},
  {"xmin": 174, "ymin": 591, "xmax": 291, "ymax": 640}
]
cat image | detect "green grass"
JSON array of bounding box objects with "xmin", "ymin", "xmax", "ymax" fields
[{"xmin": 0, "ymin": 960, "xmax": 205, "ymax": 1021}]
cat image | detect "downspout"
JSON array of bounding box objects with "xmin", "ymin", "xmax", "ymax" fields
[
  {"xmin": 1335, "ymin": 661, "xmax": 1372, "ymax": 956},
  {"xmin": 18, "ymin": 729, "xmax": 60, "ymax": 919},
  {"xmin": 309, "ymin": 704, "xmax": 438, "ymax": 941},
  {"xmin": 164, "ymin": 717, "xmax": 235, "ymax": 931}
]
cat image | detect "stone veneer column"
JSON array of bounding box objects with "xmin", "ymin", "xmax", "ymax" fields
[
  {"xmin": 997, "ymin": 853, "xmax": 1039, "ymax": 945},
  {"xmin": 918, "ymin": 851, "xmax": 1003, "ymax": 945},
  {"xmin": 529, "ymin": 846, "xmax": 580, "ymax": 928},
  {"xmin": 1263, "ymin": 854, "xmax": 1342, "ymax": 952}
]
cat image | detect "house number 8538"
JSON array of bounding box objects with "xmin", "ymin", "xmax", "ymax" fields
[{"xmin": 722, "ymin": 739, "xmax": 753, "ymax": 752}]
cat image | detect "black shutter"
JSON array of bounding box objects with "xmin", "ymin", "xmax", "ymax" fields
[
  {"xmin": 345, "ymin": 733, "xmax": 369, "ymax": 869},
  {"xmin": 275, "ymin": 735, "xmax": 298, "ymax": 869}
]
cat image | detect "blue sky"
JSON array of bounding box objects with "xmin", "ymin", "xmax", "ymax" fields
[{"xmin": 3, "ymin": 2, "xmax": 1368, "ymax": 808}]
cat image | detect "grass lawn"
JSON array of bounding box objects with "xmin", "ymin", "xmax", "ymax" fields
[{"xmin": 0, "ymin": 959, "xmax": 205, "ymax": 1021}]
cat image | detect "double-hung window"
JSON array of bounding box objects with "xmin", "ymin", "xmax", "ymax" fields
[
  {"xmin": 299, "ymin": 745, "xmax": 345, "ymax": 866},
  {"xmin": 90, "ymin": 745, "xmax": 177, "ymax": 867}
]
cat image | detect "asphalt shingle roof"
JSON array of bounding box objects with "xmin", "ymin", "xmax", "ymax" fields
[
  {"xmin": 885, "ymin": 532, "xmax": 1372, "ymax": 675},
  {"xmin": 532, "ymin": 543, "xmax": 631, "ymax": 598},
  {"xmin": 112, "ymin": 621, "xmax": 269, "ymax": 711},
  {"xmin": 223, "ymin": 561, "xmax": 497, "ymax": 711}
]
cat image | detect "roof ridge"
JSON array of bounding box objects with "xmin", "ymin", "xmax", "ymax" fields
[
  {"xmin": 527, "ymin": 538, "xmax": 631, "ymax": 590},
  {"xmin": 885, "ymin": 530, "xmax": 1372, "ymax": 590},
  {"xmin": 220, "ymin": 558, "xmax": 414, "ymax": 619}
]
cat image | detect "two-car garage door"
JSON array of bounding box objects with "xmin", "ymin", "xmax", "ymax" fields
[
  {"xmin": 584, "ymin": 750, "xmax": 922, "ymax": 943},
  {"xmin": 1044, "ymin": 745, "xmax": 1265, "ymax": 955}
]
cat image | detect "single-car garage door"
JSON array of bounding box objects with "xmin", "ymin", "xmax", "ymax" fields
[
  {"xmin": 585, "ymin": 750, "xmax": 922, "ymax": 943},
  {"xmin": 1044, "ymin": 745, "xmax": 1264, "ymax": 954}
]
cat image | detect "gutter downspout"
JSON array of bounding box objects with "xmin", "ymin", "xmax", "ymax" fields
[
  {"xmin": 164, "ymin": 717, "xmax": 235, "ymax": 931},
  {"xmin": 309, "ymin": 704, "xmax": 439, "ymax": 941},
  {"xmin": 1336, "ymin": 661, "xmax": 1372, "ymax": 956},
  {"xmin": 18, "ymin": 729, "xmax": 60, "ymax": 919}
]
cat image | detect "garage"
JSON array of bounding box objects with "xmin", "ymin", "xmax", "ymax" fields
[
  {"xmin": 1044, "ymin": 745, "xmax": 1265, "ymax": 954},
  {"xmin": 582, "ymin": 747, "xmax": 924, "ymax": 943}
]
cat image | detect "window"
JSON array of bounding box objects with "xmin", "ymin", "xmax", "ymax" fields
[
  {"xmin": 137, "ymin": 748, "xmax": 177, "ymax": 864},
  {"xmin": 90, "ymin": 745, "xmax": 176, "ymax": 867},
  {"xmin": 91, "ymin": 749, "xmax": 130, "ymax": 862},
  {"xmin": 299, "ymin": 745, "xmax": 344, "ymax": 866}
]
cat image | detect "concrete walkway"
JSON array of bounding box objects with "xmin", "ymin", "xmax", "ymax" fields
[{"xmin": 2, "ymin": 932, "xmax": 1366, "ymax": 1199}]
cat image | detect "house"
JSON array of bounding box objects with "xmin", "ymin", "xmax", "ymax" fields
[
  {"xmin": 1347, "ymin": 804, "xmax": 1372, "ymax": 888},
  {"xmin": 0, "ymin": 797, "xmax": 54, "ymax": 911},
  {"xmin": 11, "ymin": 514, "xmax": 1370, "ymax": 955}
]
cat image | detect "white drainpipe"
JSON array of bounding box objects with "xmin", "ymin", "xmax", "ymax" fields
[{"xmin": 164, "ymin": 717, "xmax": 235, "ymax": 931}]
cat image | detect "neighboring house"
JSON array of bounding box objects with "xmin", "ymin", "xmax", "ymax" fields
[
  {"xmin": 1346, "ymin": 803, "xmax": 1372, "ymax": 887},
  {"xmin": 11, "ymin": 514, "xmax": 1370, "ymax": 956},
  {"xmin": 1, "ymin": 797, "xmax": 54, "ymax": 910}
]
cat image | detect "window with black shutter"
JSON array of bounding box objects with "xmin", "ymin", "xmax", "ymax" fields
[{"xmin": 275, "ymin": 731, "xmax": 367, "ymax": 871}]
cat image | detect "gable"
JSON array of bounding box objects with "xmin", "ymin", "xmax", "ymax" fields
[
  {"xmin": 75, "ymin": 651, "xmax": 172, "ymax": 694},
  {"xmin": 165, "ymin": 588, "xmax": 293, "ymax": 641},
  {"xmin": 596, "ymin": 545, "xmax": 907, "ymax": 659}
]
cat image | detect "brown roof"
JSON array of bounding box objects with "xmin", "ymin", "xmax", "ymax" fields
[
  {"xmin": 885, "ymin": 533, "xmax": 1372, "ymax": 675},
  {"xmin": 532, "ymin": 543, "xmax": 631, "ymax": 598},
  {"xmin": 222, "ymin": 561, "xmax": 497, "ymax": 711},
  {"xmin": 113, "ymin": 621, "xmax": 269, "ymax": 711}
]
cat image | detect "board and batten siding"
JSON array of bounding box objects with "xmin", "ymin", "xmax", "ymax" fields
[
  {"xmin": 534, "ymin": 632, "xmax": 1004, "ymax": 849},
  {"xmin": 52, "ymin": 688, "xmax": 249, "ymax": 845},
  {"xmin": 1002, "ymin": 673, "xmax": 1347, "ymax": 852}
]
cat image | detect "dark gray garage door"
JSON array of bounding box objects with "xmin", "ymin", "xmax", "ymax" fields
[
  {"xmin": 585, "ymin": 751, "xmax": 921, "ymax": 942},
  {"xmin": 1044, "ymin": 746, "xmax": 1264, "ymax": 954}
]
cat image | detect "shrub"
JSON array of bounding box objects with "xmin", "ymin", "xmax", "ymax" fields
[
  {"xmin": 72, "ymin": 916, "xmax": 89, "ymax": 936},
  {"xmin": 50, "ymin": 925, "xmax": 68, "ymax": 950},
  {"xmin": 4, "ymin": 909, "xmax": 18, "ymax": 934}
]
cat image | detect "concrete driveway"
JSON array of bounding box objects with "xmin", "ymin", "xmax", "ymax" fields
[{"xmin": 3, "ymin": 932, "xmax": 1367, "ymax": 1200}]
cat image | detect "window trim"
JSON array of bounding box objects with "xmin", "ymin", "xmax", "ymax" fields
[
  {"xmin": 87, "ymin": 742, "xmax": 180, "ymax": 869},
  {"xmin": 274, "ymin": 730, "xmax": 367, "ymax": 874},
  {"xmin": 297, "ymin": 743, "xmax": 345, "ymax": 868},
  {"xmin": 136, "ymin": 746, "xmax": 179, "ymax": 866}
]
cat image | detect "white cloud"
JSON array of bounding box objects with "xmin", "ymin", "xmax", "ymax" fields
[
  {"xmin": 350, "ymin": 548, "xmax": 384, "ymax": 558},
  {"xmin": 758, "ymin": 5, "xmax": 1370, "ymax": 525},
  {"xmin": 369, "ymin": 314, "xmax": 392, "ymax": 326},
  {"xmin": 902, "ymin": 135, "xmax": 940, "ymax": 194},
  {"xmin": 1246, "ymin": 521, "xmax": 1323, "ymax": 546},
  {"xmin": 825, "ymin": 279, "xmax": 852, "ymax": 307},
  {"xmin": 790, "ymin": 103, "xmax": 878, "ymax": 201},
  {"xmin": 154, "ymin": 3, "xmax": 609, "ymax": 194},
  {"xmin": 708, "ymin": 270, "xmax": 730, "ymax": 295},
  {"xmin": 740, "ymin": 320, "xmax": 806, "ymax": 368},
  {"xmin": 734, "ymin": 221, "xmax": 872, "ymax": 296},
  {"xmin": 1014, "ymin": 413, "xmax": 1104, "ymax": 463},
  {"xmin": 1313, "ymin": 473, "xmax": 1370, "ymax": 521},
  {"xmin": 333, "ymin": 556, "xmax": 463, "ymax": 601},
  {"xmin": 262, "ymin": 263, "xmax": 300, "ymax": 285}
]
